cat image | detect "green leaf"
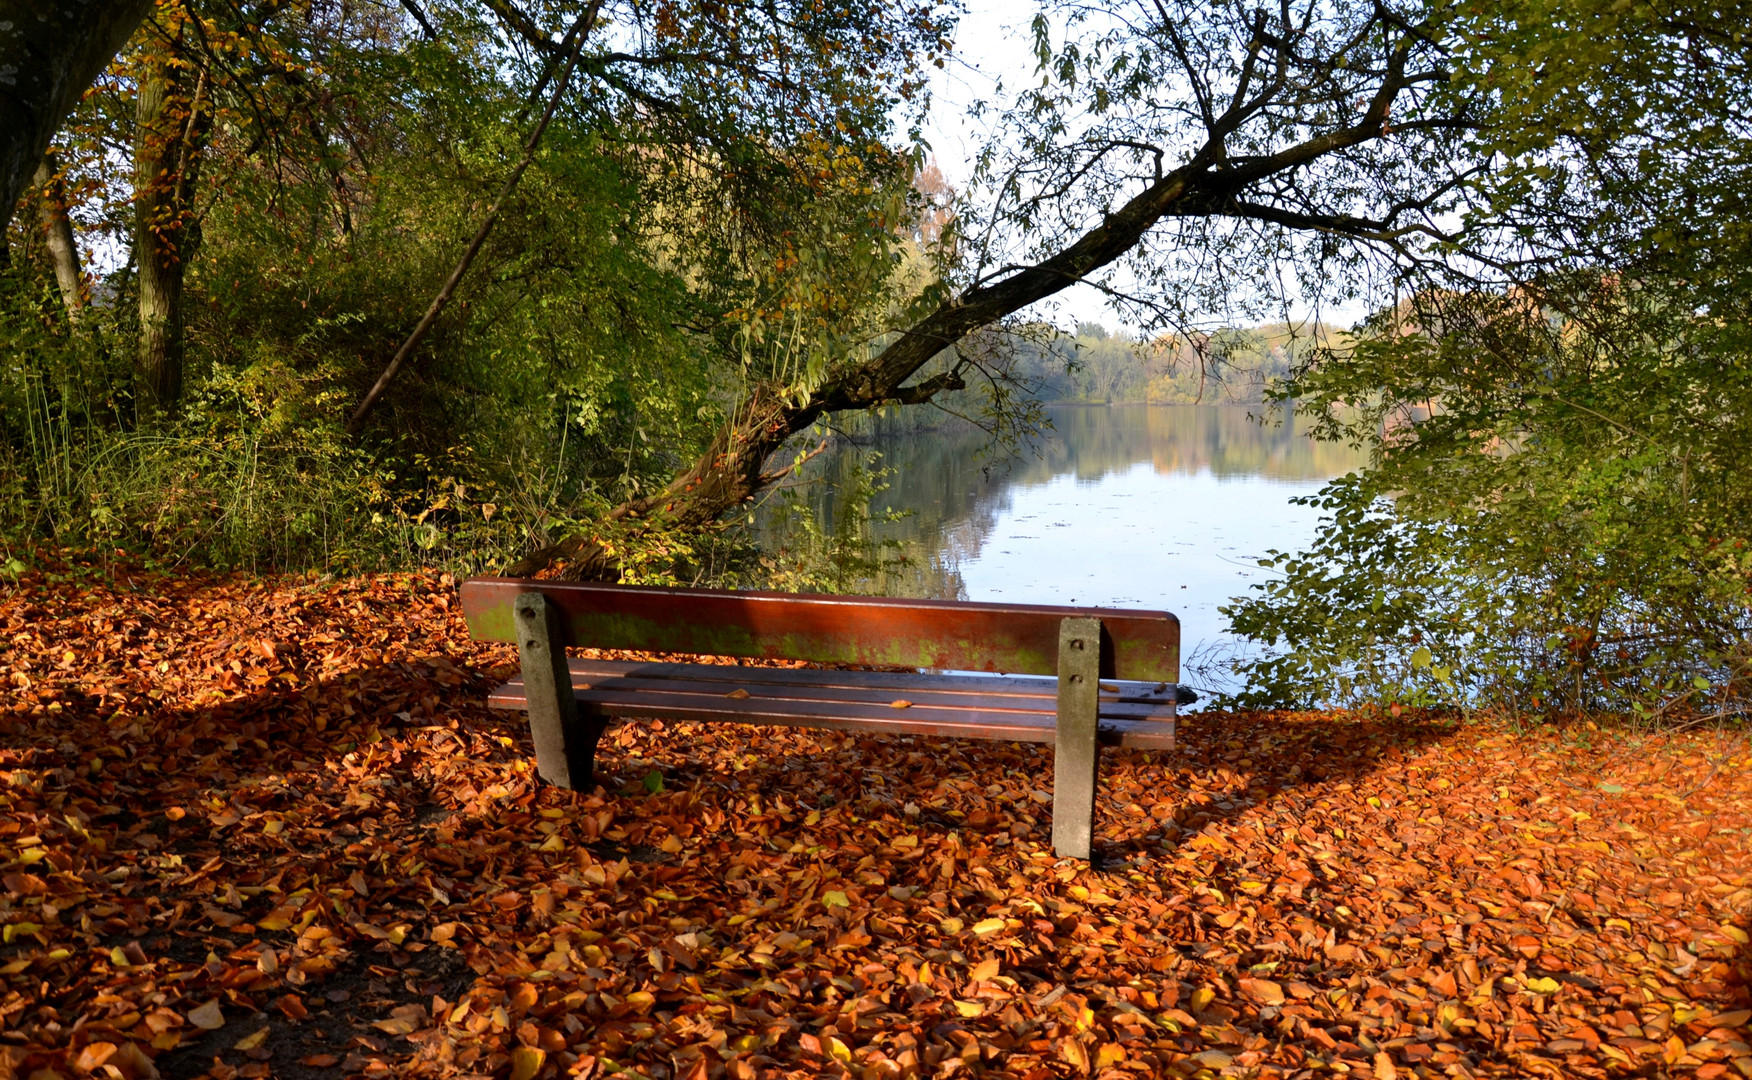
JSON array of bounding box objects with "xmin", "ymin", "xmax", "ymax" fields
[
  {"xmin": 822, "ymin": 890, "xmax": 850, "ymax": 909},
  {"xmin": 642, "ymin": 770, "xmax": 664, "ymax": 794}
]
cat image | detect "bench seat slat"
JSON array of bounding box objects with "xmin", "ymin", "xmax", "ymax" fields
[
  {"xmin": 489, "ymin": 676, "xmax": 1175, "ymax": 723},
  {"xmin": 484, "ymin": 663, "xmax": 1175, "ymax": 749},
  {"xmin": 488, "ymin": 661, "xmax": 1178, "ymax": 721},
  {"xmin": 547, "ymin": 659, "xmax": 1181, "ymax": 703}
]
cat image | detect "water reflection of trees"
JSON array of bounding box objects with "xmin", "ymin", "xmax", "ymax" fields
[{"xmin": 757, "ymin": 405, "xmax": 1368, "ymax": 599}]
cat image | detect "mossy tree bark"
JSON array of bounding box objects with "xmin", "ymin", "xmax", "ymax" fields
[
  {"xmin": 132, "ymin": 16, "xmax": 209, "ymax": 418},
  {"xmin": 32, "ymin": 156, "xmax": 86, "ymax": 324}
]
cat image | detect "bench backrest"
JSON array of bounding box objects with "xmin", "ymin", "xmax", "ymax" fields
[{"xmin": 459, "ymin": 578, "xmax": 1179, "ymax": 682}]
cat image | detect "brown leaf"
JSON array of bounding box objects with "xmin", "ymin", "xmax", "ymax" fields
[
  {"xmin": 1239, "ymin": 977, "xmax": 1285, "ymax": 1005},
  {"xmin": 186, "ymin": 999, "xmax": 225, "ymax": 1031}
]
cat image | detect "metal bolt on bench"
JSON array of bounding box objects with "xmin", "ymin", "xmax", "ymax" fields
[{"xmin": 461, "ymin": 579, "xmax": 1184, "ymax": 860}]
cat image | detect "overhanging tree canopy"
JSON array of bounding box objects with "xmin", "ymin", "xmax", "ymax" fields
[{"xmin": 513, "ymin": 0, "xmax": 1483, "ymax": 577}]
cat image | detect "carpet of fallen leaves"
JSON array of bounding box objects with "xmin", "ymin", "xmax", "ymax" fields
[{"xmin": 1, "ymin": 563, "xmax": 1749, "ymax": 1080}]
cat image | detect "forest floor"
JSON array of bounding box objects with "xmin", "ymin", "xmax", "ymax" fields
[{"xmin": 0, "ymin": 561, "xmax": 1748, "ymax": 1080}]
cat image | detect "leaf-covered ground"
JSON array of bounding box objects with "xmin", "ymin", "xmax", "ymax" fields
[{"xmin": 1, "ymin": 564, "xmax": 1748, "ymax": 1080}]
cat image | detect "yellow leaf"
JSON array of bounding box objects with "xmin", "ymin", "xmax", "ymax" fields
[
  {"xmin": 2, "ymin": 921, "xmax": 40, "ymax": 943},
  {"xmin": 954, "ymin": 1000, "xmax": 984, "ymax": 1017},
  {"xmin": 969, "ymin": 958, "xmax": 1000, "ymax": 982},
  {"xmin": 509, "ymin": 1046, "xmax": 546, "ymax": 1080},
  {"xmin": 972, "ymin": 918, "xmax": 1006, "ymax": 936},
  {"xmin": 187, "ymin": 999, "xmax": 226, "ymax": 1030},
  {"xmin": 1721, "ymin": 924, "xmax": 1750, "ymax": 944},
  {"xmin": 388, "ymin": 926, "xmax": 408, "ymax": 946},
  {"xmin": 890, "ymin": 699, "xmax": 912, "ymax": 708},
  {"xmin": 262, "ymin": 819, "xmax": 284, "ymax": 836},
  {"xmin": 938, "ymin": 918, "xmax": 964, "ymax": 935},
  {"xmin": 726, "ymin": 688, "xmax": 751, "ymax": 700},
  {"xmin": 110, "ymin": 946, "xmax": 131, "ymax": 967},
  {"xmin": 18, "ymin": 848, "xmax": 45, "ymax": 865},
  {"xmin": 1373, "ymin": 1050, "xmax": 1396, "ymax": 1080},
  {"xmin": 1067, "ymin": 885, "xmax": 1091, "ymax": 901},
  {"xmin": 827, "ymin": 1036, "xmax": 852, "ymax": 1062},
  {"xmin": 257, "ymin": 916, "xmax": 292, "ymax": 931},
  {"xmin": 374, "ymin": 1016, "xmax": 418, "ymax": 1035},
  {"xmin": 1190, "ymin": 987, "xmax": 1216, "ymax": 1012},
  {"xmin": 234, "ymin": 1027, "xmax": 270, "ymax": 1051},
  {"xmin": 74, "ymin": 1042, "xmax": 117, "ymax": 1072},
  {"xmin": 1524, "ymin": 977, "xmax": 1562, "ymax": 995},
  {"xmin": 1367, "ymin": 797, "xmax": 1382, "ymax": 808},
  {"xmin": 1060, "ymin": 1038, "xmax": 1089, "ymax": 1072},
  {"xmin": 1096, "ymin": 1043, "xmax": 1126, "ymax": 1069}
]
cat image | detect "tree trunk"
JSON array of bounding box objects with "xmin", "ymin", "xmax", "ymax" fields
[
  {"xmin": 33, "ymin": 157, "xmax": 86, "ymax": 324},
  {"xmin": 0, "ymin": 0, "xmax": 156, "ymax": 238},
  {"xmin": 133, "ymin": 21, "xmax": 208, "ymax": 418}
]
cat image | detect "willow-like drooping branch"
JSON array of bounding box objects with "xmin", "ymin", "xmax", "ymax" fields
[{"xmin": 345, "ymin": 0, "xmax": 601, "ymax": 434}]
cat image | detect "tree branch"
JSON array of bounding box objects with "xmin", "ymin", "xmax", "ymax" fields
[{"xmin": 346, "ymin": 0, "xmax": 603, "ymax": 434}]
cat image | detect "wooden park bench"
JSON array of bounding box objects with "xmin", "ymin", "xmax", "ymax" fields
[{"xmin": 458, "ymin": 579, "xmax": 1184, "ymax": 859}]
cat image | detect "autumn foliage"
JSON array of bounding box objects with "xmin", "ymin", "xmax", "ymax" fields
[{"xmin": 1, "ymin": 561, "xmax": 1748, "ymax": 1079}]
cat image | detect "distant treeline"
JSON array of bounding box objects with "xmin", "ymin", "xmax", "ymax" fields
[{"xmin": 1006, "ymin": 321, "xmax": 1342, "ymax": 405}]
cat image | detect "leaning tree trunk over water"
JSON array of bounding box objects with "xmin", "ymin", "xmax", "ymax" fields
[
  {"xmin": 133, "ymin": 22, "xmax": 209, "ymax": 418},
  {"xmin": 503, "ymin": 6, "xmax": 1456, "ymax": 580}
]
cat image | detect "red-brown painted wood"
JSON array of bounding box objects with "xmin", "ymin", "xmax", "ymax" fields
[{"xmin": 459, "ymin": 578, "xmax": 1179, "ymax": 682}]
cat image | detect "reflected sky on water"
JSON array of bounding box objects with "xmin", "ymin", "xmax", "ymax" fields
[{"xmin": 758, "ymin": 404, "xmax": 1368, "ymax": 696}]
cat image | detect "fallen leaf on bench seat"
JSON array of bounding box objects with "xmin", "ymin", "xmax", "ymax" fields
[
  {"xmin": 890, "ymin": 699, "xmax": 912, "ymax": 708},
  {"xmin": 726, "ymin": 688, "xmax": 750, "ymax": 699}
]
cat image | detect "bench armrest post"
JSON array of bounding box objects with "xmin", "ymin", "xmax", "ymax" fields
[
  {"xmin": 515, "ymin": 591, "xmax": 600, "ymax": 790},
  {"xmin": 1052, "ymin": 616, "xmax": 1102, "ymax": 860}
]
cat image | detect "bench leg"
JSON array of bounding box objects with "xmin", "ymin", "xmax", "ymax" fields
[
  {"xmin": 1053, "ymin": 616, "xmax": 1102, "ymax": 860},
  {"xmin": 514, "ymin": 591, "xmax": 602, "ymax": 790}
]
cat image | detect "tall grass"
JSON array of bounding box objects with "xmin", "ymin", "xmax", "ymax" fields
[{"xmin": 0, "ymin": 350, "xmax": 523, "ymax": 578}]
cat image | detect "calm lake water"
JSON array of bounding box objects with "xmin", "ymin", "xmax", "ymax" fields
[{"xmin": 758, "ymin": 404, "xmax": 1368, "ymax": 696}]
